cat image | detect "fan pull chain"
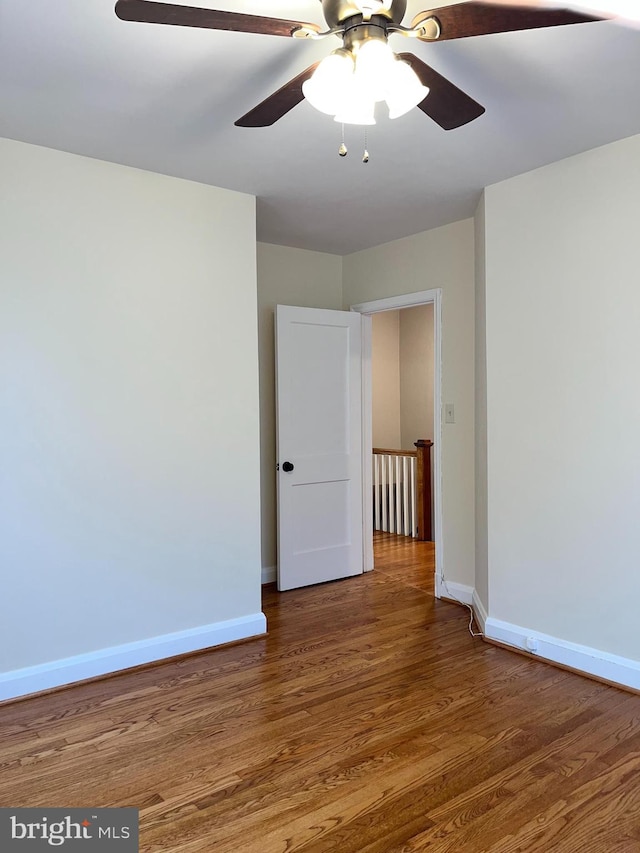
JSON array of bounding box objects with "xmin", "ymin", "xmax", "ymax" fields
[
  {"xmin": 338, "ymin": 123, "xmax": 347, "ymax": 157},
  {"xmin": 362, "ymin": 127, "xmax": 369, "ymax": 164}
]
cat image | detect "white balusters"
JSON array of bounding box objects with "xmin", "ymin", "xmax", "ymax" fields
[
  {"xmin": 395, "ymin": 455, "xmax": 401, "ymax": 534},
  {"xmin": 373, "ymin": 453, "xmax": 381, "ymax": 532},
  {"xmin": 402, "ymin": 455, "xmax": 409, "ymax": 537},
  {"xmin": 388, "ymin": 454, "xmax": 395, "ymax": 534},
  {"xmin": 381, "ymin": 453, "xmax": 387, "ymax": 532},
  {"xmin": 372, "ymin": 450, "xmax": 417, "ymax": 538},
  {"xmin": 411, "ymin": 456, "xmax": 417, "ymax": 538}
]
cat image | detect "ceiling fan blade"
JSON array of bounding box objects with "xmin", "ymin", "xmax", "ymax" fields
[
  {"xmin": 115, "ymin": 0, "xmax": 320, "ymax": 37},
  {"xmin": 412, "ymin": 1, "xmax": 602, "ymax": 40},
  {"xmin": 235, "ymin": 63, "xmax": 321, "ymax": 127},
  {"xmin": 397, "ymin": 53, "xmax": 485, "ymax": 130}
]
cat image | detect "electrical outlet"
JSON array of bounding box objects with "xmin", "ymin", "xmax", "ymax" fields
[{"xmin": 445, "ymin": 403, "xmax": 455, "ymax": 424}]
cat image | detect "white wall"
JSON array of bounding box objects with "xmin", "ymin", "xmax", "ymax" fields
[
  {"xmin": 343, "ymin": 219, "xmax": 476, "ymax": 589},
  {"xmin": 399, "ymin": 304, "xmax": 434, "ymax": 452},
  {"xmin": 0, "ymin": 139, "xmax": 262, "ymax": 688},
  {"xmin": 371, "ymin": 307, "xmax": 434, "ymax": 451},
  {"xmin": 484, "ymin": 133, "xmax": 640, "ymax": 661},
  {"xmin": 371, "ymin": 311, "xmax": 401, "ymax": 448},
  {"xmin": 256, "ymin": 243, "xmax": 343, "ymax": 576},
  {"xmin": 474, "ymin": 194, "xmax": 489, "ymax": 611}
]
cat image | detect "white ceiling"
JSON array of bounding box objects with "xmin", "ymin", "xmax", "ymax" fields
[{"xmin": 2, "ymin": 0, "xmax": 640, "ymax": 254}]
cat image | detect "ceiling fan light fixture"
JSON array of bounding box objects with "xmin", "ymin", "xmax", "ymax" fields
[
  {"xmin": 301, "ymin": 49, "xmax": 355, "ymax": 115},
  {"xmin": 333, "ymin": 96, "xmax": 377, "ymax": 125},
  {"xmin": 385, "ymin": 59, "xmax": 429, "ymax": 118},
  {"xmin": 304, "ymin": 36, "xmax": 416, "ymax": 125},
  {"xmin": 353, "ymin": 38, "xmax": 396, "ymax": 101}
]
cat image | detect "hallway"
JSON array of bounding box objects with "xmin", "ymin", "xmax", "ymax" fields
[{"xmin": 373, "ymin": 530, "xmax": 435, "ymax": 596}]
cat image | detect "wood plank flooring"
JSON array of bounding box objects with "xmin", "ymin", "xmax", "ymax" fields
[
  {"xmin": 1, "ymin": 534, "xmax": 639, "ymax": 851},
  {"xmin": 373, "ymin": 530, "xmax": 435, "ymax": 594}
]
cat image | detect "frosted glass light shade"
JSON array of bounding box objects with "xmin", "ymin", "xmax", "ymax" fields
[
  {"xmin": 354, "ymin": 39, "xmax": 395, "ymax": 101},
  {"xmin": 385, "ymin": 60, "xmax": 429, "ymax": 119},
  {"xmin": 333, "ymin": 97, "xmax": 376, "ymax": 125},
  {"xmin": 302, "ymin": 50, "xmax": 354, "ymax": 116}
]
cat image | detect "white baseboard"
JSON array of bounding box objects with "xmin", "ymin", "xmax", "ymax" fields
[
  {"xmin": 472, "ymin": 590, "xmax": 488, "ymax": 633},
  {"xmin": 485, "ymin": 616, "xmax": 640, "ymax": 692},
  {"xmin": 0, "ymin": 612, "xmax": 267, "ymax": 703},
  {"xmin": 436, "ymin": 574, "xmax": 474, "ymax": 606},
  {"xmin": 261, "ymin": 565, "xmax": 277, "ymax": 585},
  {"xmin": 437, "ymin": 583, "xmax": 640, "ymax": 692}
]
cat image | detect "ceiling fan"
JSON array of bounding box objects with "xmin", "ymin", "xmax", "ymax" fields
[{"xmin": 114, "ymin": 0, "xmax": 603, "ymax": 130}]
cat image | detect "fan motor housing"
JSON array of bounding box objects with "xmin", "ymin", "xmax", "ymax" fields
[{"xmin": 321, "ymin": 0, "xmax": 407, "ymax": 28}]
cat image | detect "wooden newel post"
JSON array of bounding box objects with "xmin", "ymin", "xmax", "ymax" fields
[{"xmin": 414, "ymin": 439, "xmax": 433, "ymax": 541}]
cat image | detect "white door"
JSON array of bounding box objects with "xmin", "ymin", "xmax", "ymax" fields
[{"xmin": 276, "ymin": 305, "xmax": 363, "ymax": 591}]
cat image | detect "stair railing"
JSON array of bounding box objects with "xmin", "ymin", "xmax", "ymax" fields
[{"xmin": 372, "ymin": 440, "xmax": 433, "ymax": 541}]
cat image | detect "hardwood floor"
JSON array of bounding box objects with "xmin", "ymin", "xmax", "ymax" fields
[
  {"xmin": 372, "ymin": 530, "xmax": 435, "ymax": 594},
  {"xmin": 1, "ymin": 535, "xmax": 639, "ymax": 851}
]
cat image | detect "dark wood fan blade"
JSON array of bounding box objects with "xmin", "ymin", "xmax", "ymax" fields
[
  {"xmin": 397, "ymin": 53, "xmax": 485, "ymax": 130},
  {"xmin": 235, "ymin": 63, "xmax": 321, "ymax": 127},
  {"xmin": 115, "ymin": 0, "xmax": 320, "ymax": 37},
  {"xmin": 412, "ymin": 1, "xmax": 602, "ymax": 40}
]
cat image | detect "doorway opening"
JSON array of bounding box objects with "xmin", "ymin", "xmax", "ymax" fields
[{"xmin": 351, "ymin": 289, "xmax": 443, "ymax": 598}]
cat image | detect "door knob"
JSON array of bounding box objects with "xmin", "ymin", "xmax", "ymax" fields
[{"xmin": 282, "ymin": 461, "xmax": 294, "ymax": 472}]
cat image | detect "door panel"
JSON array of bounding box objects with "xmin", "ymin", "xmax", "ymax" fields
[{"xmin": 276, "ymin": 305, "xmax": 362, "ymax": 591}]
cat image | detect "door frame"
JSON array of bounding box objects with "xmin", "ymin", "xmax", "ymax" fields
[{"xmin": 350, "ymin": 289, "xmax": 444, "ymax": 598}]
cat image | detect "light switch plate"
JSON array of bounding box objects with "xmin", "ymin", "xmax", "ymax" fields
[{"xmin": 445, "ymin": 403, "xmax": 455, "ymax": 424}]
